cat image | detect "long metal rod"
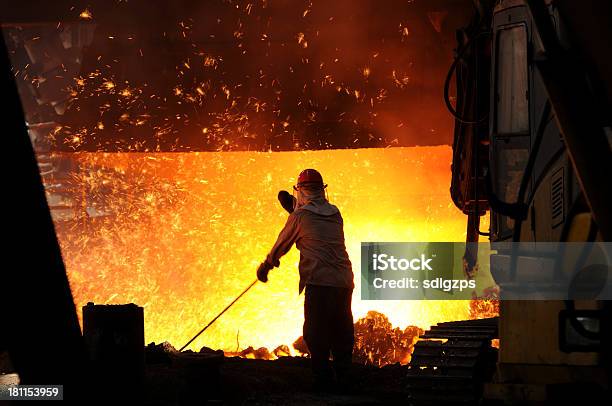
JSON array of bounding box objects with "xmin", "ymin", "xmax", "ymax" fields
[{"xmin": 179, "ymin": 279, "xmax": 258, "ymax": 352}]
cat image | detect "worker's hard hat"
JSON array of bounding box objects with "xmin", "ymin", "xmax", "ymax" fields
[{"xmin": 296, "ymin": 168, "xmax": 326, "ymax": 188}]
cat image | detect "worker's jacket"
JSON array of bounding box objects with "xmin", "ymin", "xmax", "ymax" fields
[{"xmin": 265, "ymin": 196, "xmax": 354, "ymax": 294}]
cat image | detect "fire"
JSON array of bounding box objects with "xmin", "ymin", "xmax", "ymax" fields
[
  {"xmin": 353, "ymin": 311, "xmax": 423, "ymax": 366},
  {"xmin": 49, "ymin": 146, "xmax": 489, "ymax": 354},
  {"xmin": 469, "ymin": 287, "xmax": 500, "ymax": 320}
]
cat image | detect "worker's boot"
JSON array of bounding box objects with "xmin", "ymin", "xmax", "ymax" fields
[
  {"xmin": 332, "ymin": 351, "xmax": 352, "ymax": 394},
  {"xmin": 311, "ymin": 356, "xmax": 336, "ymax": 393}
]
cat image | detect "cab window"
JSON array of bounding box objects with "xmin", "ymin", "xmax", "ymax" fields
[{"xmin": 496, "ymin": 25, "xmax": 529, "ymax": 134}]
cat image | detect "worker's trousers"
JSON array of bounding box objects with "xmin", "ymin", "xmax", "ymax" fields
[{"xmin": 303, "ymin": 284, "xmax": 354, "ymax": 387}]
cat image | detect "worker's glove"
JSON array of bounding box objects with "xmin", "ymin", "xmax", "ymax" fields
[
  {"xmin": 278, "ymin": 190, "xmax": 296, "ymax": 214},
  {"xmin": 257, "ymin": 261, "xmax": 273, "ymax": 283}
]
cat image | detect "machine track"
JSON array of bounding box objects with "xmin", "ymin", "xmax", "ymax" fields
[{"xmin": 406, "ymin": 317, "xmax": 498, "ymax": 405}]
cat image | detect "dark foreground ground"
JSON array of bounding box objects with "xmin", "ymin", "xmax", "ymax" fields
[
  {"xmin": 1, "ymin": 346, "xmax": 406, "ymax": 405},
  {"xmin": 144, "ymin": 353, "xmax": 407, "ymax": 405}
]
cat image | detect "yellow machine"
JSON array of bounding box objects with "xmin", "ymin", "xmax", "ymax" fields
[{"xmin": 449, "ymin": 0, "xmax": 612, "ymax": 403}]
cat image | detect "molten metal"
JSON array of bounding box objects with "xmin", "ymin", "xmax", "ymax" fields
[{"xmin": 51, "ymin": 146, "xmax": 487, "ymax": 356}]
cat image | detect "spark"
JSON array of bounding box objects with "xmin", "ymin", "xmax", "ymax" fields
[{"xmin": 79, "ymin": 9, "xmax": 93, "ymax": 20}]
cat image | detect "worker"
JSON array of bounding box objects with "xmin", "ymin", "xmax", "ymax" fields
[{"xmin": 256, "ymin": 169, "xmax": 355, "ymax": 392}]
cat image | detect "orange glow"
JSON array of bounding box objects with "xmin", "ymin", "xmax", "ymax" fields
[
  {"xmin": 53, "ymin": 146, "xmax": 484, "ymax": 353},
  {"xmin": 79, "ymin": 9, "xmax": 93, "ymax": 20}
]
